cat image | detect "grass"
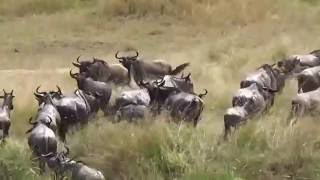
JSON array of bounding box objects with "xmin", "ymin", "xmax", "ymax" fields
[{"xmin": 0, "ymin": 0, "xmax": 320, "ymax": 179}]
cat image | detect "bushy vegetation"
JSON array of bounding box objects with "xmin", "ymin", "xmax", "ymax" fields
[{"xmin": 1, "ymin": 0, "xmax": 320, "ymax": 179}]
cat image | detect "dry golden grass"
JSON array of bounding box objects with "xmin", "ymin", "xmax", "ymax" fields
[{"xmin": 0, "ymin": 0, "xmax": 320, "ymax": 179}]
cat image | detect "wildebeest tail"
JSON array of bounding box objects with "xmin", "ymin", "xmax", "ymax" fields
[{"xmin": 170, "ymin": 62, "xmax": 190, "ymax": 75}]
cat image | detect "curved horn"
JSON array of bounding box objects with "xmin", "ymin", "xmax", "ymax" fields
[
  {"xmin": 184, "ymin": 73, "xmax": 191, "ymax": 80},
  {"xmin": 133, "ymin": 50, "xmax": 139, "ymax": 59},
  {"xmin": 69, "ymin": 69, "xmax": 78, "ymax": 79},
  {"xmin": 3, "ymin": 89, "xmax": 6, "ymax": 94},
  {"xmin": 115, "ymin": 51, "xmax": 121, "ymax": 59},
  {"xmin": 10, "ymin": 90, "xmax": 13, "ymax": 94},
  {"xmin": 76, "ymin": 56, "xmax": 81, "ymax": 63},
  {"xmin": 41, "ymin": 152, "xmax": 54, "ymax": 158},
  {"xmin": 198, "ymin": 89, "xmax": 208, "ymax": 98},
  {"xmin": 36, "ymin": 86, "xmax": 46, "ymax": 95},
  {"xmin": 56, "ymin": 85, "xmax": 62, "ymax": 95},
  {"xmin": 72, "ymin": 56, "xmax": 81, "ymax": 67},
  {"xmin": 28, "ymin": 117, "xmax": 36, "ymax": 125}
]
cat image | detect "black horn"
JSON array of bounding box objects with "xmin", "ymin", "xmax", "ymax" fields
[
  {"xmin": 69, "ymin": 69, "xmax": 78, "ymax": 79},
  {"xmin": 41, "ymin": 152, "xmax": 54, "ymax": 158},
  {"xmin": 115, "ymin": 51, "xmax": 121, "ymax": 59},
  {"xmin": 198, "ymin": 89, "xmax": 208, "ymax": 98},
  {"xmin": 133, "ymin": 50, "xmax": 139, "ymax": 59},
  {"xmin": 28, "ymin": 117, "xmax": 36, "ymax": 125},
  {"xmin": 56, "ymin": 85, "xmax": 62, "ymax": 95},
  {"xmin": 72, "ymin": 56, "xmax": 81, "ymax": 67},
  {"xmin": 35, "ymin": 86, "xmax": 46, "ymax": 95}
]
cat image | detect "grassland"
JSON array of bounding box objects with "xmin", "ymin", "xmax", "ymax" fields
[{"xmin": 1, "ymin": 0, "xmax": 320, "ymax": 179}]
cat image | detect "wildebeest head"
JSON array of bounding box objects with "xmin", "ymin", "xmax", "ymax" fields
[
  {"xmin": 69, "ymin": 69, "xmax": 89, "ymax": 88},
  {"xmin": 0, "ymin": 89, "xmax": 15, "ymax": 110},
  {"xmin": 72, "ymin": 56, "xmax": 95, "ymax": 73},
  {"xmin": 277, "ymin": 56, "xmax": 300, "ymax": 74},
  {"xmin": 41, "ymin": 145, "xmax": 70, "ymax": 172},
  {"xmin": 34, "ymin": 86, "xmax": 63, "ymax": 105},
  {"xmin": 115, "ymin": 51, "xmax": 139, "ymax": 70},
  {"xmin": 224, "ymin": 106, "xmax": 248, "ymax": 138},
  {"xmin": 138, "ymin": 80, "xmax": 162, "ymax": 102}
]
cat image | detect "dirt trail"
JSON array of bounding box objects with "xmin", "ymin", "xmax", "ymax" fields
[{"xmin": 0, "ymin": 68, "xmax": 69, "ymax": 74}]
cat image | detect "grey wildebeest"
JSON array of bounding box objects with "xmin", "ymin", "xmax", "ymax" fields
[
  {"xmin": 72, "ymin": 56, "xmax": 128, "ymax": 85},
  {"xmin": 34, "ymin": 87, "xmax": 61, "ymax": 132},
  {"xmin": 162, "ymin": 88, "xmax": 207, "ymax": 126},
  {"xmin": 240, "ymin": 63, "xmax": 285, "ymax": 108},
  {"xmin": 292, "ymin": 66, "xmax": 320, "ymax": 93},
  {"xmin": 70, "ymin": 69, "xmax": 112, "ymax": 114},
  {"xmin": 224, "ymin": 83, "xmax": 278, "ymax": 138},
  {"xmin": 0, "ymin": 89, "xmax": 14, "ymax": 140},
  {"xmin": 35, "ymin": 87, "xmax": 100, "ymax": 142},
  {"xmin": 26, "ymin": 117, "xmax": 58, "ymax": 173},
  {"xmin": 42, "ymin": 150, "xmax": 105, "ymax": 180},
  {"xmin": 287, "ymin": 87, "xmax": 320, "ymax": 125},
  {"xmin": 277, "ymin": 50, "xmax": 320, "ymax": 75},
  {"xmin": 240, "ymin": 64, "xmax": 285, "ymax": 93},
  {"xmin": 116, "ymin": 51, "xmax": 190, "ymax": 82}
]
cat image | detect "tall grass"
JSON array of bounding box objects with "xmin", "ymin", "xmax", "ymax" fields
[{"xmin": 0, "ymin": 0, "xmax": 85, "ymax": 17}]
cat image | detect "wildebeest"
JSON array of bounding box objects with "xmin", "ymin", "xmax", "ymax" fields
[
  {"xmin": 42, "ymin": 150, "xmax": 105, "ymax": 180},
  {"xmin": 72, "ymin": 56, "xmax": 128, "ymax": 85},
  {"xmin": 277, "ymin": 50, "xmax": 320, "ymax": 75},
  {"xmin": 288, "ymin": 87, "xmax": 320, "ymax": 125},
  {"xmin": 26, "ymin": 117, "xmax": 58, "ymax": 172},
  {"xmin": 116, "ymin": 51, "xmax": 190, "ymax": 82},
  {"xmin": 115, "ymin": 104, "xmax": 148, "ymax": 123},
  {"xmin": 34, "ymin": 87, "xmax": 61, "ymax": 132},
  {"xmin": 35, "ymin": 87, "xmax": 100, "ymax": 142},
  {"xmin": 293, "ymin": 66, "xmax": 320, "ymax": 93},
  {"xmin": 110, "ymin": 63, "xmax": 156, "ymax": 111},
  {"xmin": 0, "ymin": 89, "xmax": 14, "ymax": 140},
  {"xmin": 240, "ymin": 63, "xmax": 285, "ymax": 93},
  {"xmin": 162, "ymin": 89, "xmax": 207, "ymax": 126},
  {"xmin": 224, "ymin": 106, "xmax": 248, "ymax": 138},
  {"xmin": 70, "ymin": 69, "xmax": 112, "ymax": 114},
  {"xmin": 224, "ymin": 83, "xmax": 278, "ymax": 138},
  {"xmin": 233, "ymin": 83, "xmax": 274, "ymax": 111}
]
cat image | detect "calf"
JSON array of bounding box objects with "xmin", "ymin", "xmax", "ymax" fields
[
  {"xmin": 0, "ymin": 90, "xmax": 14, "ymax": 140},
  {"xmin": 288, "ymin": 87, "xmax": 320, "ymax": 125}
]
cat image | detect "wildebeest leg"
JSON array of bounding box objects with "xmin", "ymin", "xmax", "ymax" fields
[
  {"xmin": 3, "ymin": 122, "xmax": 10, "ymax": 139},
  {"xmin": 58, "ymin": 124, "xmax": 67, "ymax": 143}
]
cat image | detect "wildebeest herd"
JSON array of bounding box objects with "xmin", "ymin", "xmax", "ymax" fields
[{"xmin": 0, "ymin": 49, "xmax": 320, "ymax": 179}]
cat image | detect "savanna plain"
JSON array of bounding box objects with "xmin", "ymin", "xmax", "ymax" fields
[{"xmin": 1, "ymin": 0, "xmax": 320, "ymax": 179}]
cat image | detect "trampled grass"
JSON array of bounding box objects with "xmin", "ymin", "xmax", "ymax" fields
[{"xmin": 1, "ymin": 0, "xmax": 320, "ymax": 179}]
